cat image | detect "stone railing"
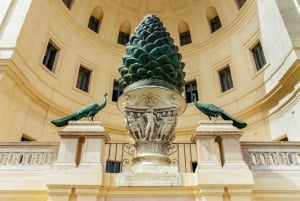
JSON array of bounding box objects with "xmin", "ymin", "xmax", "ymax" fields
[
  {"xmin": 0, "ymin": 142, "xmax": 59, "ymax": 170},
  {"xmin": 1, "ymin": 140, "xmax": 300, "ymax": 173},
  {"xmin": 241, "ymin": 142, "xmax": 300, "ymax": 170}
]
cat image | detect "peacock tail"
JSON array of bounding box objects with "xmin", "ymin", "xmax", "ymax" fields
[{"xmin": 51, "ymin": 113, "xmax": 78, "ymax": 127}]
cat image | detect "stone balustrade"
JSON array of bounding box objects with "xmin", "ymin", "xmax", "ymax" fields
[
  {"xmin": 241, "ymin": 141, "xmax": 300, "ymax": 170},
  {"xmin": 0, "ymin": 142, "xmax": 59, "ymax": 170},
  {"xmin": 0, "ymin": 126, "xmax": 299, "ymax": 175},
  {"xmin": 1, "ymin": 140, "xmax": 300, "ymax": 172}
]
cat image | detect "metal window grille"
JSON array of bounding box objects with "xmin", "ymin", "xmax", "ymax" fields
[{"xmin": 104, "ymin": 143, "xmax": 197, "ymax": 173}]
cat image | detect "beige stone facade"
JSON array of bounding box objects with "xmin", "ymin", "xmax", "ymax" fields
[{"xmin": 0, "ymin": 0, "xmax": 300, "ymax": 200}]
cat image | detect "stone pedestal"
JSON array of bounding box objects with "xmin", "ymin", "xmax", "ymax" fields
[
  {"xmin": 192, "ymin": 120, "xmax": 254, "ymax": 201},
  {"xmin": 55, "ymin": 121, "xmax": 110, "ymax": 169},
  {"xmin": 192, "ymin": 133, "xmax": 221, "ymax": 170},
  {"xmin": 48, "ymin": 121, "xmax": 110, "ymax": 201},
  {"xmin": 191, "ymin": 120, "xmax": 248, "ymax": 169},
  {"xmin": 117, "ymin": 86, "xmax": 186, "ymax": 186}
]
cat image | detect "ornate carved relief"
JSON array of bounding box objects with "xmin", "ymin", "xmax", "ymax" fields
[{"xmin": 124, "ymin": 107, "xmax": 178, "ymax": 156}]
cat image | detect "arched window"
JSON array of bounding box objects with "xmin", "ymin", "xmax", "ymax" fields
[
  {"xmin": 206, "ymin": 6, "xmax": 222, "ymax": 33},
  {"xmin": 118, "ymin": 21, "xmax": 131, "ymax": 45},
  {"xmin": 88, "ymin": 7, "xmax": 103, "ymax": 33},
  {"xmin": 178, "ymin": 21, "xmax": 192, "ymax": 46}
]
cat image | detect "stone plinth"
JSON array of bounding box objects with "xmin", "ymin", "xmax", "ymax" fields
[
  {"xmin": 191, "ymin": 120, "xmax": 248, "ymax": 169},
  {"xmin": 55, "ymin": 121, "xmax": 110, "ymax": 169},
  {"xmin": 192, "ymin": 120, "xmax": 254, "ymax": 201},
  {"xmin": 48, "ymin": 121, "xmax": 110, "ymax": 201}
]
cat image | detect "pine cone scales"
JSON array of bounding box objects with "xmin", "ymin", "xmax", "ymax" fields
[{"xmin": 119, "ymin": 14, "xmax": 186, "ymax": 93}]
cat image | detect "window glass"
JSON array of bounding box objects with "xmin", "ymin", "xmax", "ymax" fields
[
  {"xmin": 112, "ymin": 80, "xmax": 123, "ymax": 102},
  {"xmin": 118, "ymin": 31, "xmax": 129, "ymax": 45},
  {"xmin": 76, "ymin": 66, "xmax": 91, "ymax": 92},
  {"xmin": 219, "ymin": 67, "xmax": 233, "ymax": 92},
  {"xmin": 180, "ymin": 31, "xmax": 192, "ymax": 46},
  {"xmin": 62, "ymin": 0, "xmax": 73, "ymax": 9},
  {"xmin": 106, "ymin": 160, "xmax": 121, "ymax": 173},
  {"xmin": 251, "ymin": 42, "xmax": 266, "ymax": 71},
  {"xmin": 210, "ymin": 16, "xmax": 221, "ymax": 32},
  {"xmin": 88, "ymin": 16, "xmax": 100, "ymax": 33},
  {"xmin": 43, "ymin": 41, "xmax": 59, "ymax": 72},
  {"xmin": 185, "ymin": 81, "xmax": 198, "ymax": 103}
]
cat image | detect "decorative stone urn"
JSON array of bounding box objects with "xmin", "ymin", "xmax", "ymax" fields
[
  {"xmin": 118, "ymin": 85, "xmax": 185, "ymax": 167},
  {"xmin": 117, "ymin": 15, "xmax": 186, "ymax": 168}
]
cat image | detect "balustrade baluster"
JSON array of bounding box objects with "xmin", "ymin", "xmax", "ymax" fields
[{"xmin": 264, "ymin": 153, "xmax": 271, "ymax": 165}]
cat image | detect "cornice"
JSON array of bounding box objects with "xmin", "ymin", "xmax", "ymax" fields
[
  {"xmin": 50, "ymin": 0, "xmax": 124, "ymax": 58},
  {"xmin": 181, "ymin": 0, "xmax": 258, "ymax": 58},
  {"xmin": 236, "ymin": 60, "xmax": 300, "ymax": 120}
]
